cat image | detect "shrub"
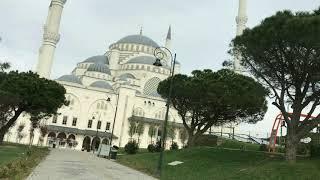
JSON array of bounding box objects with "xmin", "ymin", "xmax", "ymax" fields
[
  {"xmin": 276, "ymin": 146, "xmax": 285, "ymax": 153},
  {"xmin": 297, "ymin": 143, "xmax": 309, "ymax": 155},
  {"xmin": 259, "ymin": 144, "xmax": 268, "ymax": 152},
  {"xmin": 147, "ymin": 144, "xmax": 156, "ymax": 153},
  {"xmin": 0, "ymin": 166, "xmax": 9, "ymax": 178},
  {"xmin": 194, "ymin": 135, "xmax": 218, "ymax": 147},
  {"xmin": 155, "ymin": 141, "xmax": 162, "ymax": 152},
  {"xmin": 124, "ymin": 141, "xmax": 139, "ymax": 154},
  {"xmin": 170, "ymin": 142, "xmax": 179, "ymax": 150},
  {"xmin": 310, "ymin": 144, "xmax": 320, "ymax": 158}
]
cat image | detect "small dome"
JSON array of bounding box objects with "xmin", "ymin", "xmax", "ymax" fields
[
  {"xmin": 90, "ymin": 81, "xmax": 113, "ymax": 90},
  {"xmin": 118, "ymin": 73, "xmax": 136, "ymax": 80},
  {"xmin": 57, "ymin": 75, "xmax": 82, "ymax": 85},
  {"xmin": 82, "ymin": 55, "xmax": 109, "ymax": 65},
  {"xmin": 87, "ymin": 64, "xmax": 111, "ymax": 75},
  {"xmin": 126, "ymin": 56, "xmax": 170, "ymax": 69},
  {"xmin": 116, "ymin": 35, "xmax": 159, "ymax": 47}
]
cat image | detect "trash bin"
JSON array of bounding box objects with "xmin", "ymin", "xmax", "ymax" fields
[
  {"xmin": 53, "ymin": 144, "xmax": 56, "ymax": 148},
  {"xmin": 110, "ymin": 146, "xmax": 119, "ymax": 160}
]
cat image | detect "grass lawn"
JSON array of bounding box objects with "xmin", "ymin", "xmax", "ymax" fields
[
  {"xmin": 0, "ymin": 143, "xmax": 49, "ymax": 179},
  {"xmin": 0, "ymin": 144, "xmax": 28, "ymax": 166},
  {"xmin": 117, "ymin": 147, "xmax": 320, "ymax": 180}
]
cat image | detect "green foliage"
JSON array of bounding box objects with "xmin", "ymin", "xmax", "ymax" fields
[
  {"xmin": 148, "ymin": 124, "xmax": 156, "ymax": 143},
  {"xmin": 310, "ymin": 144, "xmax": 320, "ymax": 158},
  {"xmin": 231, "ymin": 8, "xmax": 320, "ymax": 161},
  {"xmin": 124, "ymin": 141, "xmax": 139, "ymax": 154},
  {"xmin": 0, "ymin": 145, "xmax": 49, "ymax": 179},
  {"xmin": 167, "ymin": 122, "xmax": 176, "ymax": 142},
  {"xmin": 0, "ymin": 71, "xmax": 67, "ymax": 143},
  {"xmin": 297, "ymin": 143, "xmax": 309, "ymax": 155},
  {"xmin": 179, "ymin": 128, "xmax": 188, "ymax": 145},
  {"xmin": 194, "ymin": 135, "xmax": 218, "ymax": 147},
  {"xmin": 128, "ymin": 121, "xmax": 136, "ymax": 138},
  {"xmin": 136, "ymin": 122, "xmax": 145, "ymax": 139},
  {"xmin": 147, "ymin": 144, "xmax": 156, "ymax": 153},
  {"xmin": 39, "ymin": 125, "xmax": 48, "ymax": 137},
  {"xmin": 154, "ymin": 140, "xmax": 162, "ymax": 152},
  {"xmin": 219, "ymin": 138, "xmax": 260, "ymax": 151},
  {"xmin": 0, "ymin": 62, "xmax": 10, "ymax": 72},
  {"xmin": 170, "ymin": 142, "xmax": 179, "ymax": 150},
  {"xmin": 259, "ymin": 144, "xmax": 268, "ymax": 152},
  {"xmin": 158, "ymin": 69, "xmax": 268, "ymax": 147},
  {"xmin": 117, "ymin": 147, "xmax": 320, "ymax": 180}
]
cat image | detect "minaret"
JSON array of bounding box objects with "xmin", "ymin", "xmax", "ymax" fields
[
  {"xmin": 36, "ymin": 0, "xmax": 67, "ymax": 78},
  {"xmin": 234, "ymin": 0, "xmax": 248, "ymax": 72},
  {"xmin": 165, "ymin": 26, "xmax": 172, "ymax": 50}
]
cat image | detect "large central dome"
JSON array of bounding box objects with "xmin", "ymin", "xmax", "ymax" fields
[{"xmin": 116, "ymin": 35, "xmax": 159, "ymax": 47}]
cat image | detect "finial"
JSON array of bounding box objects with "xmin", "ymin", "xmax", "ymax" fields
[{"xmin": 166, "ymin": 25, "xmax": 171, "ymax": 40}]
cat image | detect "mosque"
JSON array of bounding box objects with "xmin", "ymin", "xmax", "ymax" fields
[{"xmin": 4, "ymin": 0, "xmax": 248, "ymax": 151}]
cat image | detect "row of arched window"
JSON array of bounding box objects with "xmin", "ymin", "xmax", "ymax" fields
[
  {"xmin": 144, "ymin": 100, "xmax": 156, "ymax": 106},
  {"xmin": 78, "ymin": 63, "xmax": 90, "ymax": 69},
  {"xmin": 133, "ymin": 107, "xmax": 173, "ymax": 121},
  {"xmin": 97, "ymin": 101, "xmax": 108, "ymax": 111},
  {"xmin": 85, "ymin": 72, "xmax": 109, "ymax": 80},
  {"xmin": 133, "ymin": 108, "xmax": 145, "ymax": 117},
  {"xmin": 121, "ymin": 64, "xmax": 169, "ymax": 75},
  {"xmin": 110, "ymin": 43, "xmax": 155, "ymax": 54}
]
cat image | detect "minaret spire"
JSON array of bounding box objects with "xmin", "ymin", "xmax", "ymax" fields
[
  {"xmin": 36, "ymin": 0, "xmax": 67, "ymax": 78},
  {"xmin": 234, "ymin": 0, "xmax": 248, "ymax": 73},
  {"xmin": 140, "ymin": 26, "xmax": 143, "ymax": 35},
  {"xmin": 165, "ymin": 25, "xmax": 172, "ymax": 49},
  {"xmin": 236, "ymin": 0, "xmax": 248, "ymax": 36}
]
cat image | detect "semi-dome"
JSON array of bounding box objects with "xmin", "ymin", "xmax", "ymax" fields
[
  {"xmin": 87, "ymin": 64, "xmax": 111, "ymax": 75},
  {"xmin": 90, "ymin": 81, "xmax": 113, "ymax": 90},
  {"xmin": 116, "ymin": 35, "xmax": 159, "ymax": 47},
  {"xmin": 82, "ymin": 55, "xmax": 109, "ymax": 65},
  {"xmin": 118, "ymin": 73, "xmax": 136, "ymax": 80},
  {"xmin": 125, "ymin": 56, "xmax": 170, "ymax": 69},
  {"xmin": 57, "ymin": 75, "xmax": 82, "ymax": 85}
]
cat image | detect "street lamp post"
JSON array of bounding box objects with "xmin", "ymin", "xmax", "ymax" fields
[
  {"xmin": 153, "ymin": 47, "xmax": 177, "ymax": 177},
  {"xmin": 107, "ymin": 94, "xmax": 120, "ymax": 158}
]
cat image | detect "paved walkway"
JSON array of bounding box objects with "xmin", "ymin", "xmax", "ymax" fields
[{"xmin": 27, "ymin": 149, "xmax": 157, "ymax": 180}]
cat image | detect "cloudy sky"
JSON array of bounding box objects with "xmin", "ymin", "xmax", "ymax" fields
[{"xmin": 1, "ymin": 0, "xmax": 320, "ymax": 137}]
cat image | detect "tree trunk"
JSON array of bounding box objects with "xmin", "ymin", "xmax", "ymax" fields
[
  {"xmin": 0, "ymin": 131, "xmax": 5, "ymax": 145},
  {"xmin": 187, "ymin": 134, "xmax": 198, "ymax": 147},
  {"xmin": 0, "ymin": 109, "xmax": 23, "ymax": 145},
  {"xmin": 285, "ymin": 135, "xmax": 297, "ymax": 163}
]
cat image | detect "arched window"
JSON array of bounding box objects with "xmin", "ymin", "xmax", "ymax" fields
[
  {"xmin": 101, "ymin": 102, "xmax": 104, "ymax": 108},
  {"xmin": 97, "ymin": 103, "xmax": 100, "ymax": 109}
]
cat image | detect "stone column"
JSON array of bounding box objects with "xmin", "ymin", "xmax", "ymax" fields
[{"xmin": 36, "ymin": 0, "xmax": 67, "ymax": 78}]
